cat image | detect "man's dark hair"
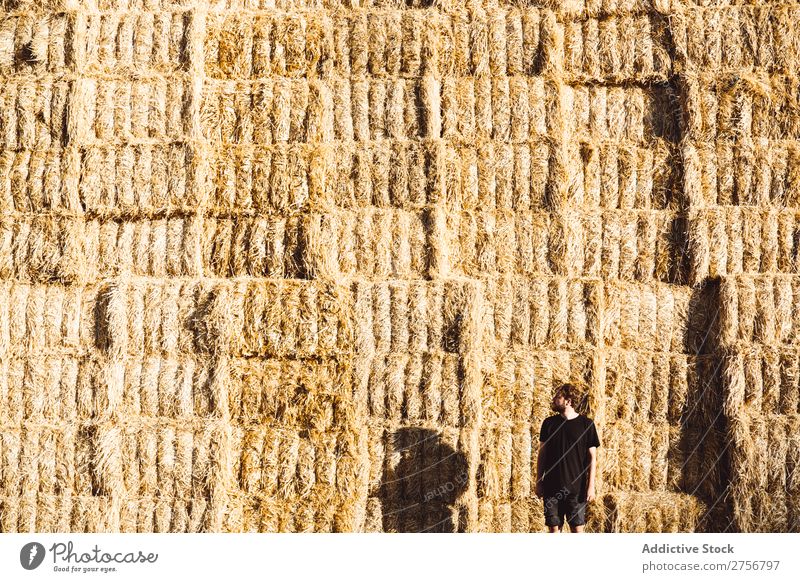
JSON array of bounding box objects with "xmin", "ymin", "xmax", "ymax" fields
[{"xmin": 554, "ymin": 382, "xmax": 579, "ymax": 406}]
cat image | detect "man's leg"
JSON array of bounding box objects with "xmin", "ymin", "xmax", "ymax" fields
[
  {"xmin": 543, "ymin": 496, "xmax": 564, "ymax": 533},
  {"xmin": 566, "ymin": 494, "xmax": 587, "ymax": 533}
]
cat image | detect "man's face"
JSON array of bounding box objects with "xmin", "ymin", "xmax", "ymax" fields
[{"xmin": 551, "ymin": 395, "xmax": 568, "ymax": 412}]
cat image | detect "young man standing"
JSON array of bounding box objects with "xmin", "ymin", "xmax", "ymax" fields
[{"xmin": 535, "ymin": 383, "xmax": 601, "ymax": 532}]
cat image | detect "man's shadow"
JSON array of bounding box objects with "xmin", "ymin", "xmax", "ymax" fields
[{"xmin": 373, "ymin": 427, "xmax": 469, "ymax": 532}]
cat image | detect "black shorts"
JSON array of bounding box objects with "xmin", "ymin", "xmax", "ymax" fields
[{"xmin": 543, "ymin": 491, "xmax": 586, "ymax": 528}]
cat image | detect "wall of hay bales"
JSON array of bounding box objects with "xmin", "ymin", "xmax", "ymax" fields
[{"xmin": 0, "ymin": 0, "xmax": 798, "ymax": 533}]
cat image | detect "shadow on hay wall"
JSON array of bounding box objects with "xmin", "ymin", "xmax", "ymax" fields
[
  {"xmin": 372, "ymin": 427, "xmax": 469, "ymax": 533},
  {"xmin": 682, "ymin": 278, "xmax": 733, "ymax": 532}
]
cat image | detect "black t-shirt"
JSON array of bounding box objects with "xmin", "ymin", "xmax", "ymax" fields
[{"xmin": 538, "ymin": 414, "xmax": 600, "ymax": 501}]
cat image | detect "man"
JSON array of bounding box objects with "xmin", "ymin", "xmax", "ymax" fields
[{"xmin": 535, "ymin": 383, "xmax": 600, "ymax": 533}]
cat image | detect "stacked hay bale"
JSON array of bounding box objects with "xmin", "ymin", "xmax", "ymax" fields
[
  {"xmin": 202, "ymin": 1, "xmax": 492, "ymax": 532},
  {"xmin": 453, "ymin": 0, "xmax": 707, "ymax": 532},
  {"xmin": 673, "ymin": 0, "xmax": 800, "ymax": 532},
  {"xmin": 598, "ymin": 281, "xmax": 715, "ymax": 532},
  {"xmin": 1, "ymin": 0, "xmax": 796, "ymax": 533},
  {"xmin": 1, "ymin": 0, "xmax": 212, "ymax": 531},
  {"xmin": 0, "ymin": 0, "xmax": 367, "ymax": 532},
  {"xmin": 199, "ymin": 4, "xmax": 378, "ymax": 532},
  {"xmin": 547, "ymin": 0, "xmax": 705, "ymax": 532},
  {"xmin": 717, "ymin": 276, "xmax": 800, "ymax": 532}
]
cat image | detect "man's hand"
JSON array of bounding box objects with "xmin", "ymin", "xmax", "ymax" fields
[
  {"xmin": 535, "ymin": 481, "xmax": 543, "ymax": 498},
  {"xmin": 586, "ymin": 446, "xmax": 597, "ymax": 503}
]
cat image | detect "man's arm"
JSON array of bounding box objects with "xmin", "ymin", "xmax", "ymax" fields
[
  {"xmin": 536, "ymin": 441, "xmax": 545, "ymax": 497},
  {"xmin": 586, "ymin": 446, "xmax": 597, "ymax": 501}
]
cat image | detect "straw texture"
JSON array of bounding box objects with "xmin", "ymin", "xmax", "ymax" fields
[{"xmin": 0, "ymin": 0, "xmax": 797, "ymax": 533}]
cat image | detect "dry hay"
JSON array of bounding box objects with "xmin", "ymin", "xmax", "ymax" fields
[
  {"xmin": 0, "ymin": 0, "xmax": 798, "ymax": 533},
  {"xmin": 726, "ymin": 412, "xmax": 800, "ymax": 533},
  {"xmin": 717, "ymin": 274, "xmax": 800, "ymax": 532},
  {"xmin": 602, "ymin": 491, "xmax": 706, "ymax": 533}
]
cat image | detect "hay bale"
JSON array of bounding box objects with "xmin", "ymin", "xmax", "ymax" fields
[
  {"xmin": 602, "ymin": 491, "xmax": 705, "ymax": 533},
  {"xmin": 726, "ymin": 409, "xmax": 800, "ymax": 532},
  {"xmin": 4, "ymin": 0, "xmax": 799, "ymax": 534},
  {"xmin": 787, "ymin": 415, "xmax": 800, "ymax": 532}
]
